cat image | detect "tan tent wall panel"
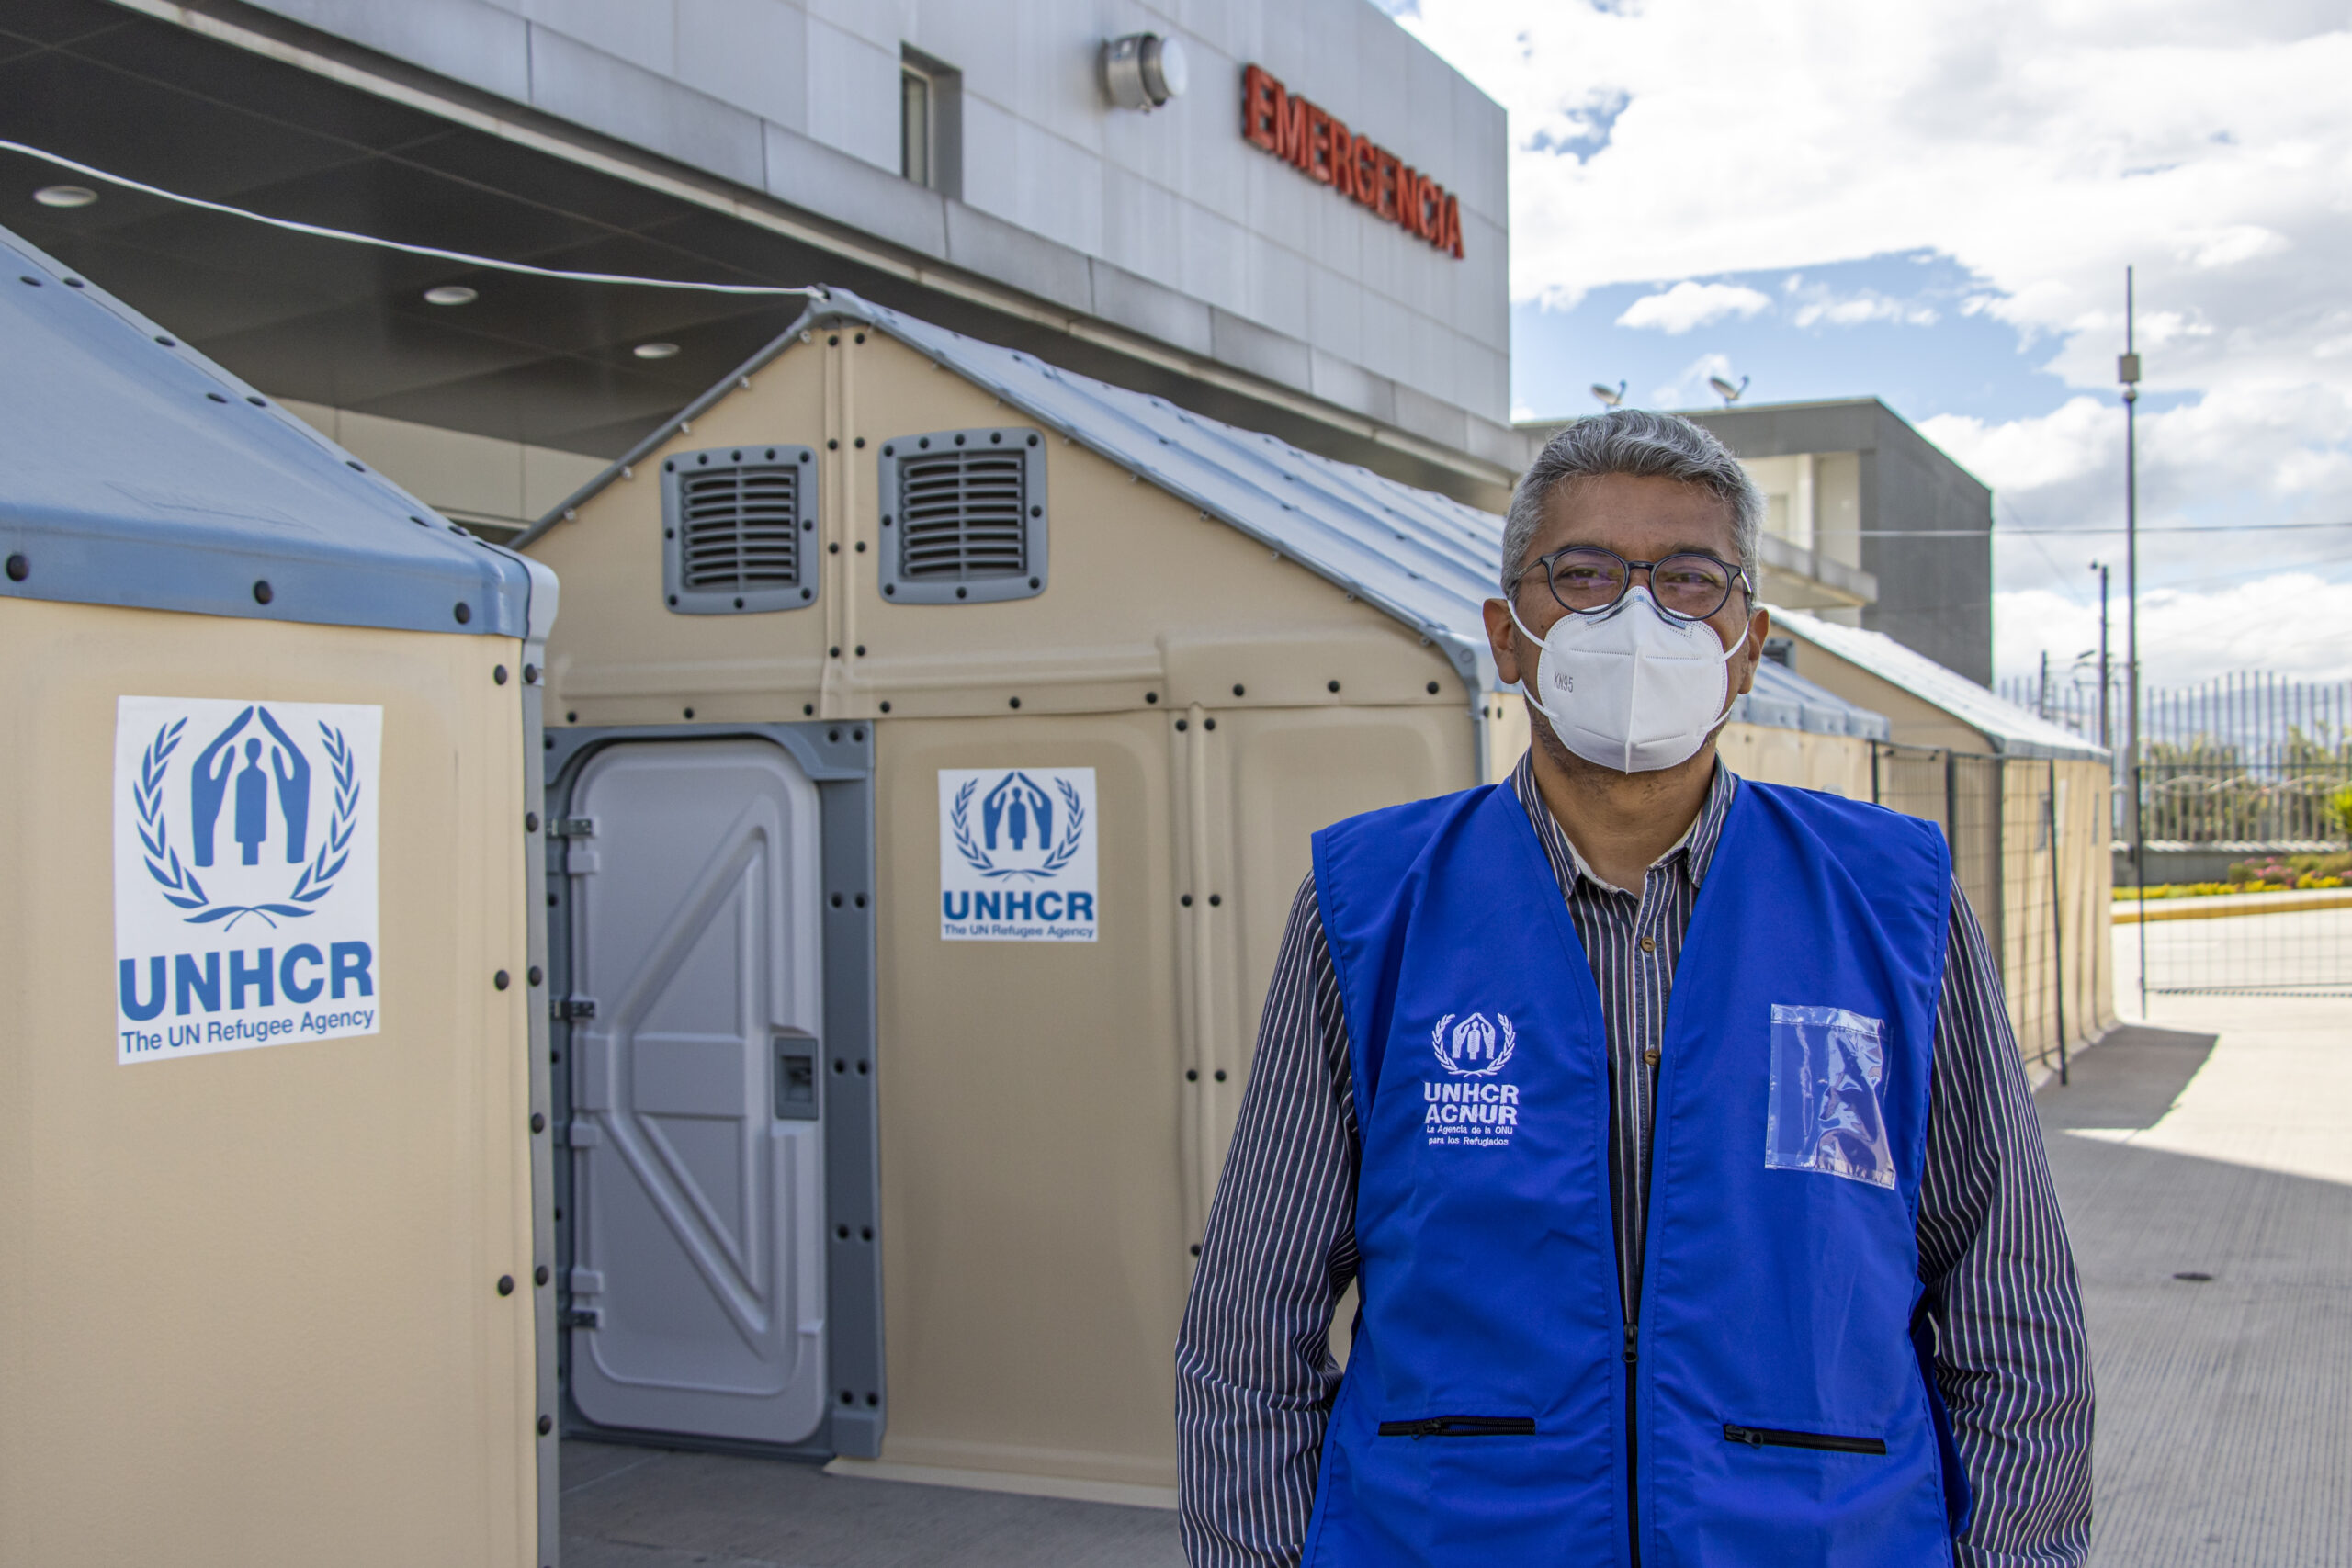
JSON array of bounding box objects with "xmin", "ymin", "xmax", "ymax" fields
[
  {"xmin": 1480, "ymin": 692, "xmax": 1532, "ymax": 783},
  {"xmin": 529, "ymin": 351, "xmax": 831, "ymax": 715},
  {"xmin": 1997, "ymin": 758, "xmax": 2120, "ymax": 1065},
  {"xmin": 1771, "ymin": 636, "xmax": 1984, "ymax": 754},
  {"xmin": 870, "ymin": 699, "xmax": 1473, "ymax": 1491},
  {"xmin": 0, "ymin": 599, "xmax": 536, "ymax": 1568},
  {"xmin": 871, "ymin": 712, "xmax": 1189, "ymax": 1488},
  {"xmin": 1717, "ymin": 721, "xmax": 1874, "ymax": 797},
  {"xmin": 1199, "ymin": 705, "xmax": 1476, "ymax": 1213},
  {"xmin": 533, "ymin": 333, "xmax": 1471, "ymax": 729},
  {"xmin": 2065, "ymin": 759, "xmax": 2118, "ymax": 1038}
]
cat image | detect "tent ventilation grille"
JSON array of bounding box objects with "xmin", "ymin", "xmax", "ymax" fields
[
  {"xmin": 879, "ymin": 428, "xmax": 1048, "ymax": 604},
  {"xmin": 660, "ymin": 446, "xmax": 818, "ymax": 614}
]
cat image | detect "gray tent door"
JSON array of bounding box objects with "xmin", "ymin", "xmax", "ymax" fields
[{"xmin": 565, "ymin": 739, "xmax": 829, "ymax": 1444}]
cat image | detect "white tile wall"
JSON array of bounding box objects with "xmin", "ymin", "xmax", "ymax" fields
[
  {"xmin": 804, "ymin": 16, "xmax": 899, "ymax": 174},
  {"xmin": 676, "ymin": 0, "xmax": 808, "ymax": 133},
  {"xmin": 522, "ymin": 0, "xmax": 675, "ymax": 73}
]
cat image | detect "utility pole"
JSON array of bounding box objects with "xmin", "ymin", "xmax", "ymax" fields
[
  {"xmin": 2119, "ymin": 268, "xmax": 2145, "ymax": 1011},
  {"xmin": 2090, "ymin": 560, "xmax": 2111, "ymax": 751}
]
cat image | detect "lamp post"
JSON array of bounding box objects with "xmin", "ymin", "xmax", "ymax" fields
[{"xmin": 2119, "ymin": 268, "xmax": 2144, "ymax": 1010}]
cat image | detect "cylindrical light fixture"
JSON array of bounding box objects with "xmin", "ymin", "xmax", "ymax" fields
[{"xmin": 1102, "ymin": 33, "xmax": 1188, "ymax": 111}]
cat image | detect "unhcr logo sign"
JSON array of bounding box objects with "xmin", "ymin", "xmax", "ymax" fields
[
  {"xmin": 112, "ymin": 696, "xmax": 383, "ymax": 1064},
  {"xmin": 937, "ymin": 767, "xmax": 1098, "ymax": 942}
]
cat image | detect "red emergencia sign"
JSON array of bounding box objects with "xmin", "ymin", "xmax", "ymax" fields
[{"xmin": 1240, "ymin": 64, "xmax": 1465, "ymax": 260}]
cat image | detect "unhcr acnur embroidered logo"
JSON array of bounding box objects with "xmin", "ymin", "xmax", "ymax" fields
[{"xmin": 1430, "ymin": 1011, "xmax": 1517, "ymax": 1077}]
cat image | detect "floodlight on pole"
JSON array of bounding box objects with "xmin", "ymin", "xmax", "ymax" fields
[
  {"xmin": 1707, "ymin": 374, "xmax": 1748, "ymax": 406},
  {"xmin": 1590, "ymin": 380, "xmax": 1625, "ymax": 408}
]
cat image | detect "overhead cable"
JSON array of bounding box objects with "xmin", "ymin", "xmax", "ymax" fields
[
  {"xmin": 1822, "ymin": 521, "xmax": 2352, "ymax": 537},
  {"xmin": 0, "ymin": 139, "xmax": 822, "ymax": 299}
]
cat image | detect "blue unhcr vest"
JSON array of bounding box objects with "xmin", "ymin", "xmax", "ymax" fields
[{"xmin": 1304, "ymin": 778, "xmax": 1965, "ymax": 1567}]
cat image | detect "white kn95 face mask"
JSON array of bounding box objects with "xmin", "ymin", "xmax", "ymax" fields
[{"xmin": 1508, "ymin": 587, "xmax": 1747, "ymax": 773}]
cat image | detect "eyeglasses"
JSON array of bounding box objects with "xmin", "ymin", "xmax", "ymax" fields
[{"xmin": 1511, "ymin": 545, "xmax": 1752, "ymax": 623}]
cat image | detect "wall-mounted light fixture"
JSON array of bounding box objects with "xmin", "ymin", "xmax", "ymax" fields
[{"xmin": 1102, "ymin": 33, "xmax": 1187, "ymax": 111}]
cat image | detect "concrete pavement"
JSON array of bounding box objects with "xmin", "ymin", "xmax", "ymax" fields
[
  {"xmin": 556, "ymin": 964, "xmax": 2349, "ymax": 1565},
  {"xmin": 560, "ymin": 1439, "xmax": 1184, "ymax": 1568},
  {"xmin": 2042, "ymin": 964, "xmax": 2350, "ymax": 1565}
]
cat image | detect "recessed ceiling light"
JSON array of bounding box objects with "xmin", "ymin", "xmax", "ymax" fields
[
  {"xmin": 633, "ymin": 342, "xmax": 680, "ymax": 360},
  {"xmin": 423, "ymin": 285, "xmax": 479, "ymax": 306},
  {"xmin": 34, "ymin": 186, "xmax": 98, "ymax": 209}
]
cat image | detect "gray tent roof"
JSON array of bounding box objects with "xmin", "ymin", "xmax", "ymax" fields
[
  {"xmin": 1773, "ymin": 608, "xmax": 2106, "ymax": 761},
  {"xmin": 1744, "ymin": 657, "xmax": 1893, "ymax": 740},
  {"xmin": 527, "ymin": 287, "xmax": 1888, "ymax": 739},
  {"xmin": 0, "ymin": 225, "xmax": 546, "ymax": 640}
]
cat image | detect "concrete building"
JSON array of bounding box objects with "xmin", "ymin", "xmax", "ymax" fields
[
  {"xmin": 0, "ymin": 0, "xmax": 1520, "ymax": 530},
  {"xmin": 1516, "ymin": 397, "xmax": 1996, "ymax": 684},
  {"xmin": 1690, "ymin": 398, "xmax": 1995, "ymax": 684}
]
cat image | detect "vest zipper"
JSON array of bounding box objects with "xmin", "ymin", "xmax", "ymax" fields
[
  {"xmin": 1623, "ymin": 1321, "xmax": 1641, "ymax": 1567},
  {"xmin": 1374, "ymin": 1416, "xmax": 1537, "ymax": 1438},
  {"xmin": 1722, "ymin": 1423, "xmax": 1888, "ymax": 1456}
]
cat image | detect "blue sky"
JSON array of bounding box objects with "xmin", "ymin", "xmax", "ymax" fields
[
  {"xmin": 1511, "ymin": 249, "xmax": 2107, "ymax": 424},
  {"xmin": 1390, "ymin": 0, "xmax": 2352, "ymax": 688}
]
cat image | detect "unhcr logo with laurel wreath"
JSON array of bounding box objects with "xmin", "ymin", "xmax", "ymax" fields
[
  {"xmin": 1425, "ymin": 1012, "xmax": 1522, "ymax": 1148},
  {"xmin": 111, "ymin": 695, "xmax": 384, "ymax": 1065},
  {"xmin": 936, "ymin": 766, "xmax": 1099, "ymax": 943}
]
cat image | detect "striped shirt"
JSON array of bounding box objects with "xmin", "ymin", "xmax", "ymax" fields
[{"xmin": 1175, "ymin": 753, "xmax": 2093, "ymax": 1567}]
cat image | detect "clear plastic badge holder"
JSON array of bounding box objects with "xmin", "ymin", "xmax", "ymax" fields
[{"xmin": 1764, "ymin": 1004, "xmax": 1897, "ymax": 1190}]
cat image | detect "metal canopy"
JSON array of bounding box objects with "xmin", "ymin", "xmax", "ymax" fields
[
  {"xmin": 0, "ymin": 0, "xmax": 1501, "ymax": 506},
  {"xmin": 0, "ymin": 221, "xmax": 539, "ymax": 636}
]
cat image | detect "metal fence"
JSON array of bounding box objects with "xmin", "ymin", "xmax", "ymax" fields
[
  {"xmin": 1871, "ymin": 745, "xmax": 2112, "ymax": 1080},
  {"xmin": 1998, "ymin": 667, "xmax": 2352, "ymax": 773},
  {"xmin": 2122, "ymin": 761, "xmax": 2352, "ymax": 1001}
]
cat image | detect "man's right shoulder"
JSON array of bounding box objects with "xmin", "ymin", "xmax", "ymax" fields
[
  {"xmin": 1310, "ymin": 784, "xmax": 1498, "ymax": 926},
  {"xmin": 1313, "ymin": 784, "xmax": 1495, "ymax": 858}
]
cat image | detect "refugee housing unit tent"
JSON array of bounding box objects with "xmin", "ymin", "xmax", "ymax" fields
[
  {"xmin": 517, "ymin": 288, "xmax": 1894, "ymax": 1495},
  {"xmin": 0, "ymin": 226, "xmax": 556, "ymax": 1567},
  {"xmin": 1770, "ymin": 607, "xmax": 2114, "ymax": 1066}
]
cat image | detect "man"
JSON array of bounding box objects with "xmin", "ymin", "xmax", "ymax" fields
[{"xmin": 1175, "ymin": 412, "xmax": 2091, "ymax": 1566}]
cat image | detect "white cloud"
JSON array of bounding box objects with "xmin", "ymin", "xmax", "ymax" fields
[
  {"xmin": 1791, "ymin": 293, "xmax": 1940, "ymax": 328},
  {"xmin": 1389, "ymin": 0, "xmax": 2352, "ymax": 684},
  {"xmin": 1393, "ymin": 0, "xmax": 2352, "ymax": 416},
  {"xmin": 1394, "ymin": 0, "xmax": 2352, "ymax": 392},
  {"xmin": 2180, "ymin": 225, "xmax": 2290, "ymax": 270},
  {"xmin": 1998, "ymin": 575, "xmax": 2352, "ymax": 687},
  {"xmin": 1613, "ymin": 280, "xmax": 1772, "ymax": 333},
  {"xmin": 1918, "ymin": 398, "xmax": 2119, "ymax": 494}
]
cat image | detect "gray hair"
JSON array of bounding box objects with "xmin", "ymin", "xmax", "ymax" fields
[{"xmin": 1501, "ymin": 410, "xmax": 1762, "ymax": 594}]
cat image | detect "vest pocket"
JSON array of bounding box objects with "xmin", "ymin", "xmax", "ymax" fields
[
  {"xmin": 1722, "ymin": 1422, "xmax": 1887, "ymax": 1455},
  {"xmin": 1376, "ymin": 1416, "xmax": 1538, "ymax": 1438}
]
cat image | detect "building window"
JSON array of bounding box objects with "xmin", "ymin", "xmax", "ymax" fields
[
  {"xmin": 900, "ymin": 65, "xmax": 933, "ymax": 186},
  {"xmin": 899, "ymin": 46, "xmax": 961, "ymax": 198}
]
